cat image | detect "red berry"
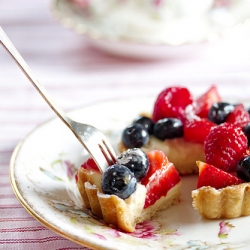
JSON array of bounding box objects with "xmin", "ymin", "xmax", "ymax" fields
[
  {"xmin": 141, "ymin": 150, "xmax": 168, "ymax": 185},
  {"xmin": 152, "ymin": 87, "xmax": 193, "ymax": 122},
  {"xmin": 204, "ymin": 123, "xmax": 248, "ymax": 172},
  {"xmin": 196, "ymin": 161, "xmax": 244, "ymax": 189},
  {"xmin": 81, "ymin": 158, "xmax": 100, "ymax": 172},
  {"xmin": 194, "ymin": 85, "xmax": 221, "ymax": 118},
  {"xmin": 75, "ymin": 172, "xmax": 79, "ymax": 183},
  {"xmin": 226, "ymin": 104, "xmax": 250, "ymax": 128},
  {"xmin": 141, "ymin": 150, "xmax": 181, "ymax": 208},
  {"xmin": 184, "ymin": 118, "xmax": 216, "ymax": 144}
]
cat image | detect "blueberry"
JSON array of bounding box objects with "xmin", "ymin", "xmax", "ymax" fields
[
  {"xmin": 133, "ymin": 116, "xmax": 154, "ymax": 134},
  {"xmin": 208, "ymin": 102, "xmax": 235, "ymax": 124},
  {"xmin": 116, "ymin": 148, "xmax": 149, "ymax": 181},
  {"xmin": 101, "ymin": 164, "xmax": 137, "ymax": 199},
  {"xmin": 243, "ymin": 122, "xmax": 250, "ymax": 146},
  {"xmin": 236, "ymin": 156, "xmax": 250, "ymax": 182},
  {"xmin": 122, "ymin": 124, "xmax": 149, "ymax": 148},
  {"xmin": 153, "ymin": 118, "xmax": 183, "ymax": 140}
]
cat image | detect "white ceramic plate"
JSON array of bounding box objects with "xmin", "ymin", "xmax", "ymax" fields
[
  {"xmin": 10, "ymin": 97, "xmax": 250, "ymax": 250},
  {"xmin": 51, "ymin": 0, "xmax": 250, "ymax": 59}
]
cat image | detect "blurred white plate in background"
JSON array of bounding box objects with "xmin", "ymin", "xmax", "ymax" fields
[{"xmin": 51, "ymin": 0, "xmax": 250, "ymax": 59}]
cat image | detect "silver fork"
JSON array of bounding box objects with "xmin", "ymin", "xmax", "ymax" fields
[{"xmin": 0, "ymin": 27, "xmax": 116, "ymax": 173}]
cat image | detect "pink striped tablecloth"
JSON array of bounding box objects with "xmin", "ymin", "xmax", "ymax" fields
[{"xmin": 1, "ymin": 0, "xmax": 250, "ymax": 249}]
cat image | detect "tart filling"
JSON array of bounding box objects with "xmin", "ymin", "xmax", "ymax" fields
[{"xmin": 119, "ymin": 136, "xmax": 204, "ymax": 174}]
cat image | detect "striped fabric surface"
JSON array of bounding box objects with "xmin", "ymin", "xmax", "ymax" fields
[{"xmin": 1, "ymin": 0, "xmax": 250, "ymax": 249}]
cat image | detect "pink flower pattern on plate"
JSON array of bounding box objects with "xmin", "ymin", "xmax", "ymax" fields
[
  {"xmin": 128, "ymin": 221, "xmax": 160, "ymax": 240},
  {"xmin": 218, "ymin": 221, "xmax": 235, "ymax": 239}
]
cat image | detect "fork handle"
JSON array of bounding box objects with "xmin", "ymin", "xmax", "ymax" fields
[{"xmin": 0, "ymin": 27, "xmax": 71, "ymax": 127}]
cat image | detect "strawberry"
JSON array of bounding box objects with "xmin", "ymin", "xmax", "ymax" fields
[
  {"xmin": 141, "ymin": 150, "xmax": 181, "ymax": 208},
  {"xmin": 196, "ymin": 161, "xmax": 244, "ymax": 189},
  {"xmin": 194, "ymin": 85, "xmax": 221, "ymax": 118},
  {"xmin": 141, "ymin": 150, "xmax": 168, "ymax": 184},
  {"xmin": 204, "ymin": 122, "xmax": 248, "ymax": 172},
  {"xmin": 225, "ymin": 104, "xmax": 250, "ymax": 128},
  {"xmin": 184, "ymin": 118, "xmax": 216, "ymax": 144},
  {"xmin": 152, "ymin": 86, "xmax": 193, "ymax": 122},
  {"xmin": 81, "ymin": 158, "xmax": 100, "ymax": 172}
]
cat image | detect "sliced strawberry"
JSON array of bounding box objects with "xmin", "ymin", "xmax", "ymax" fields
[
  {"xmin": 152, "ymin": 86, "xmax": 193, "ymax": 122},
  {"xmin": 141, "ymin": 150, "xmax": 181, "ymax": 208},
  {"xmin": 194, "ymin": 85, "xmax": 221, "ymax": 118},
  {"xmin": 141, "ymin": 150, "xmax": 168, "ymax": 185},
  {"xmin": 204, "ymin": 123, "xmax": 248, "ymax": 172},
  {"xmin": 225, "ymin": 104, "xmax": 250, "ymax": 128},
  {"xmin": 81, "ymin": 158, "xmax": 100, "ymax": 172},
  {"xmin": 196, "ymin": 161, "xmax": 244, "ymax": 189},
  {"xmin": 184, "ymin": 118, "xmax": 216, "ymax": 144}
]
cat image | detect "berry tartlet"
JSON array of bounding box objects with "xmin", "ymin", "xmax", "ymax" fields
[
  {"xmin": 119, "ymin": 85, "xmax": 222, "ymax": 174},
  {"xmin": 76, "ymin": 149, "xmax": 181, "ymax": 232}
]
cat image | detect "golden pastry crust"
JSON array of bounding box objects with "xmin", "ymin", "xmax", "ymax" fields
[
  {"xmin": 77, "ymin": 166, "xmax": 181, "ymax": 232},
  {"xmin": 97, "ymin": 183, "xmax": 147, "ymax": 232},
  {"xmin": 118, "ymin": 136, "xmax": 205, "ymax": 175},
  {"xmin": 77, "ymin": 166, "xmax": 102, "ymax": 209},
  {"xmin": 192, "ymin": 183, "xmax": 250, "ymax": 219}
]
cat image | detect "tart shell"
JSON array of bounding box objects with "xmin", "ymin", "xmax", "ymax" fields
[{"xmin": 192, "ymin": 183, "xmax": 250, "ymax": 219}]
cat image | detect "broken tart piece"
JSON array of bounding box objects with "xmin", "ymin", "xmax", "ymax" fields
[{"xmin": 76, "ymin": 149, "xmax": 181, "ymax": 232}]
